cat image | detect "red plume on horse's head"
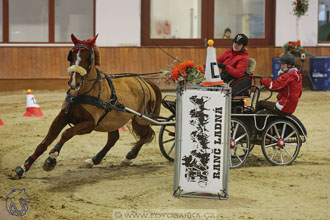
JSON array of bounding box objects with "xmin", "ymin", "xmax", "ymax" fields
[{"xmin": 71, "ymin": 34, "xmax": 99, "ymax": 48}]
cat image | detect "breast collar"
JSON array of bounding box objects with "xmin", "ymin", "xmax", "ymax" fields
[{"xmin": 64, "ymin": 69, "xmax": 125, "ymax": 127}]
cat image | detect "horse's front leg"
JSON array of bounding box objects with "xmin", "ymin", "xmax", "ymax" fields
[
  {"xmin": 43, "ymin": 119, "xmax": 95, "ymax": 171},
  {"xmin": 11, "ymin": 110, "xmax": 68, "ymax": 179}
]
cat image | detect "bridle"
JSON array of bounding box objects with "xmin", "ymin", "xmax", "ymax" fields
[
  {"xmin": 67, "ymin": 44, "xmax": 96, "ymax": 90},
  {"xmin": 67, "ymin": 44, "xmax": 94, "ymax": 71}
]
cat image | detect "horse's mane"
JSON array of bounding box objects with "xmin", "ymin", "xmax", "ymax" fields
[{"xmin": 94, "ymin": 45, "xmax": 101, "ymax": 66}]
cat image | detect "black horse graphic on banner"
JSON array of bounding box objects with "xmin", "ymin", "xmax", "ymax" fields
[{"xmin": 182, "ymin": 95, "xmax": 211, "ymax": 187}]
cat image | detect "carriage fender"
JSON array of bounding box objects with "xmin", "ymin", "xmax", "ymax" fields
[{"xmin": 285, "ymin": 115, "xmax": 307, "ymax": 138}]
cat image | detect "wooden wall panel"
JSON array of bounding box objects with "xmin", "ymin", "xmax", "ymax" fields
[{"xmin": 0, "ymin": 46, "xmax": 330, "ymax": 91}]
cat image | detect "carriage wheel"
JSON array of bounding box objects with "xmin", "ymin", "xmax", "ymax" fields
[
  {"xmin": 261, "ymin": 119, "xmax": 301, "ymax": 166},
  {"xmin": 159, "ymin": 114, "xmax": 176, "ymax": 162},
  {"xmin": 230, "ymin": 118, "xmax": 250, "ymax": 169}
]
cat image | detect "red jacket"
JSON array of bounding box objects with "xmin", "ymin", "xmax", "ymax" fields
[
  {"xmin": 216, "ymin": 49, "xmax": 248, "ymax": 79},
  {"xmin": 261, "ymin": 68, "xmax": 302, "ymax": 114}
]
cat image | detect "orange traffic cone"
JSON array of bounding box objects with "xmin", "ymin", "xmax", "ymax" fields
[
  {"xmin": 0, "ymin": 117, "xmax": 4, "ymax": 126},
  {"xmin": 23, "ymin": 89, "xmax": 44, "ymax": 117},
  {"xmin": 119, "ymin": 126, "xmax": 127, "ymax": 131}
]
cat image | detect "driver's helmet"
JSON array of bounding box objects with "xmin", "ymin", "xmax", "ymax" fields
[
  {"xmin": 279, "ymin": 53, "xmax": 296, "ymax": 66},
  {"xmin": 233, "ymin": 34, "xmax": 248, "ymax": 47}
]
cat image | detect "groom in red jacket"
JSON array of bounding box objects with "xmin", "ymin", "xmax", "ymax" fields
[{"xmin": 257, "ymin": 53, "xmax": 302, "ymax": 116}]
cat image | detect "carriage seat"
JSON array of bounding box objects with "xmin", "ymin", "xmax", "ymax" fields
[
  {"xmin": 230, "ymin": 58, "xmax": 256, "ymax": 97},
  {"xmin": 230, "ymin": 58, "xmax": 256, "ymax": 114}
]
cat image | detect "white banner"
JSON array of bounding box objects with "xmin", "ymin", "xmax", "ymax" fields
[{"xmin": 178, "ymin": 89, "xmax": 227, "ymax": 194}]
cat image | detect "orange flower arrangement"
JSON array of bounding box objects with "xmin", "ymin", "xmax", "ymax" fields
[
  {"xmin": 283, "ymin": 40, "xmax": 306, "ymax": 57},
  {"xmin": 170, "ymin": 60, "xmax": 205, "ymax": 84}
]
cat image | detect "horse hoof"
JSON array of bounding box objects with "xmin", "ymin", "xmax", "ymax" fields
[
  {"xmin": 121, "ymin": 158, "xmax": 133, "ymax": 166},
  {"xmin": 9, "ymin": 171, "xmax": 20, "ymax": 180},
  {"xmin": 43, "ymin": 157, "xmax": 57, "ymax": 171},
  {"xmin": 9, "ymin": 167, "xmax": 24, "ymax": 179},
  {"xmin": 80, "ymin": 159, "xmax": 94, "ymax": 168}
]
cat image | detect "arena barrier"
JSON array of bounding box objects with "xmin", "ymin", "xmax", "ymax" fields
[{"xmin": 310, "ymin": 56, "xmax": 330, "ymax": 91}]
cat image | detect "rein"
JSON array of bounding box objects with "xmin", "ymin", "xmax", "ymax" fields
[
  {"xmin": 65, "ymin": 68, "xmax": 159, "ymax": 127},
  {"xmin": 81, "ymin": 72, "xmax": 162, "ymax": 83},
  {"xmin": 65, "ymin": 69, "xmax": 125, "ymax": 126},
  {"xmin": 66, "ymin": 44, "xmax": 161, "ymax": 127}
]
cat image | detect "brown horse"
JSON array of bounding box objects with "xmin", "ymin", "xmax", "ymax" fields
[{"xmin": 11, "ymin": 34, "xmax": 162, "ymax": 179}]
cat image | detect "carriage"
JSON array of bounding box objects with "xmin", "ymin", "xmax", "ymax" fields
[
  {"xmin": 11, "ymin": 35, "xmax": 307, "ymax": 179},
  {"xmin": 158, "ymin": 74, "xmax": 307, "ymax": 169}
]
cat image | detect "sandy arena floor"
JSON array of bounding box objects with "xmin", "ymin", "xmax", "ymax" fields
[{"xmin": 0, "ymin": 89, "xmax": 330, "ymax": 220}]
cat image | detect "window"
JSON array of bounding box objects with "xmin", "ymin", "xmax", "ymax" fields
[
  {"xmin": 55, "ymin": 0, "xmax": 94, "ymax": 42},
  {"xmin": 214, "ymin": 0, "xmax": 265, "ymax": 39},
  {"xmin": 318, "ymin": 0, "xmax": 330, "ymax": 42},
  {"xmin": 141, "ymin": 0, "xmax": 275, "ymax": 46},
  {"xmin": 9, "ymin": 0, "xmax": 49, "ymax": 42},
  {"xmin": 150, "ymin": 0, "xmax": 202, "ymax": 39},
  {"xmin": 1, "ymin": 0, "xmax": 95, "ymax": 43}
]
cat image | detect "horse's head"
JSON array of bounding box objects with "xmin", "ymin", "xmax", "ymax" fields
[{"xmin": 67, "ymin": 34, "xmax": 99, "ymax": 91}]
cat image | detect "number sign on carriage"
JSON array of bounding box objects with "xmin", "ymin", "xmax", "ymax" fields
[{"xmin": 174, "ymin": 85, "xmax": 231, "ymax": 199}]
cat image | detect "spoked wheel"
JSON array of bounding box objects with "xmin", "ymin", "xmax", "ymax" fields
[
  {"xmin": 261, "ymin": 119, "xmax": 301, "ymax": 166},
  {"xmin": 159, "ymin": 114, "xmax": 176, "ymax": 162},
  {"xmin": 230, "ymin": 118, "xmax": 250, "ymax": 169}
]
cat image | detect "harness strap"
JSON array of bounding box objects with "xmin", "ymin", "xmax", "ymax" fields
[
  {"xmin": 134, "ymin": 77, "xmax": 147, "ymax": 114},
  {"xmin": 96, "ymin": 72, "xmax": 121, "ymax": 126},
  {"xmin": 71, "ymin": 95, "xmax": 125, "ymax": 113},
  {"xmin": 64, "ymin": 69, "xmax": 101, "ymax": 126},
  {"xmin": 104, "ymin": 72, "xmax": 117, "ymax": 104},
  {"xmin": 137, "ymin": 77, "xmax": 153, "ymax": 113},
  {"xmin": 64, "ymin": 70, "xmax": 126, "ymax": 127},
  {"xmin": 65, "ymin": 93, "xmax": 126, "ymax": 125},
  {"xmin": 97, "ymin": 69, "xmax": 102, "ymax": 98},
  {"xmin": 65, "ymin": 70, "xmax": 158, "ymax": 128},
  {"xmin": 64, "ymin": 91, "xmax": 75, "ymax": 128}
]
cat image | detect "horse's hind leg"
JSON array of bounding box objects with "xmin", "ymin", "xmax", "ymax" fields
[
  {"xmin": 81, "ymin": 130, "xmax": 120, "ymax": 168},
  {"xmin": 121, "ymin": 119, "xmax": 155, "ymax": 166}
]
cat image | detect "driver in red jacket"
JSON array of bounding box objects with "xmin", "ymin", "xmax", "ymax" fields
[
  {"xmin": 256, "ymin": 53, "xmax": 302, "ymax": 116},
  {"xmin": 217, "ymin": 33, "xmax": 249, "ymax": 83}
]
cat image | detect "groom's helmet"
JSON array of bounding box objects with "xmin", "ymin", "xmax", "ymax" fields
[{"xmin": 279, "ymin": 53, "xmax": 296, "ymax": 66}]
